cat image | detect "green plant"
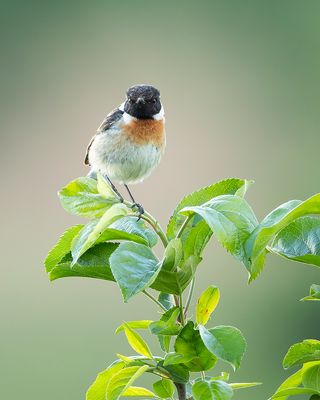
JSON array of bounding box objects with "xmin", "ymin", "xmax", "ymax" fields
[
  {"xmin": 301, "ymin": 285, "xmax": 320, "ymax": 302},
  {"xmin": 268, "ymin": 213, "xmax": 320, "ymax": 400},
  {"xmin": 270, "ymin": 340, "xmax": 320, "ymax": 399},
  {"xmin": 45, "ymin": 175, "xmax": 320, "ymax": 399}
]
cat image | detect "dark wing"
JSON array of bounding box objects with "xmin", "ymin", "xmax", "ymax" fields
[
  {"xmin": 84, "ymin": 136, "xmax": 95, "ymax": 165},
  {"xmin": 97, "ymin": 108, "xmax": 124, "ymax": 133},
  {"xmin": 84, "ymin": 107, "xmax": 124, "ymax": 166}
]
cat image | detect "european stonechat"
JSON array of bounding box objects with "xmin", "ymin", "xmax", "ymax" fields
[{"xmin": 85, "ymin": 84, "xmax": 165, "ymax": 216}]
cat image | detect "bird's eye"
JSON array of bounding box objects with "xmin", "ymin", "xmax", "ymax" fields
[
  {"xmin": 128, "ymin": 98, "xmax": 134, "ymax": 103},
  {"xmin": 152, "ymin": 98, "xmax": 157, "ymax": 104}
]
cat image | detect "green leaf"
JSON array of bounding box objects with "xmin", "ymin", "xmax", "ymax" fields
[
  {"xmin": 182, "ymin": 219, "xmax": 212, "ymax": 259},
  {"xmin": 211, "ymin": 372, "xmax": 230, "ymax": 382},
  {"xmin": 96, "ymin": 173, "xmax": 118, "ymax": 200},
  {"xmin": 151, "ymin": 255, "xmax": 202, "ymax": 295},
  {"xmin": 196, "ymin": 286, "xmax": 220, "ymax": 326},
  {"xmin": 71, "ymin": 203, "xmax": 129, "ymax": 264},
  {"xmin": 110, "ymin": 242, "xmax": 160, "ymax": 302},
  {"xmin": 182, "ymin": 179, "xmax": 253, "ymax": 260},
  {"xmin": 174, "ymin": 321, "xmax": 217, "ymax": 372},
  {"xmin": 229, "ymin": 382, "xmax": 262, "ymax": 389},
  {"xmin": 180, "ymin": 195, "xmax": 258, "ymax": 263},
  {"xmin": 199, "ymin": 325, "xmax": 246, "ymax": 370},
  {"xmin": 163, "ymin": 353, "xmax": 195, "ymax": 366},
  {"xmin": 111, "ymin": 216, "xmax": 158, "ymax": 247},
  {"xmin": 115, "ymin": 320, "xmax": 153, "ymax": 334},
  {"xmin": 155, "ymin": 307, "xmax": 180, "ymax": 353},
  {"xmin": 158, "ymin": 335, "xmax": 171, "ymax": 355},
  {"xmin": 158, "ymin": 293, "xmax": 175, "ymax": 310},
  {"xmin": 180, "ymin": 181, "xmax": 254, "ymax": 259},
  {"xmin": 301, "ymin": 284, "xmax": 320, "ymax": 302},
  {"xmin": 86, "ymin": 356, "xmax": 154, "ymax": 399},
  {"xmin": 59, "ymin": 177, "xmax": 117, "ymax": 218},
  {"xmin": 86, "ymin": 361, "xmax": 125, "ymax": 400},
  {"xmin": 151, "ymin": 270, "xmax": 181, "ymax": 295},
  {"xmin": 122, "ymin": 386, "xmax": 156, "ymax": 397},
  {"xmin": 81, "ymin": 217, "xmax": 157, "ymax": 253},
  {"xmin": 271, "ymin": 362, "xmax": 320, "ymax": 400},
  {"xmin": 106, "ymin": 365, "xmax": 149, "ymax": 400},
  {"xmin": 116, "ymin": 354, "xmax": 135, "ymax": 364},
  {"xmin": 192, "ymin": 380, "xmax": 233, "ymax": 400},
  {"xmin": 302, "ymin": 365, "xmax": 320, "ymax": 391},
  {"xmin": 245, "ymin": 194, "xmax": 320, "ymax": 281},
  {"xmin": 47, "ymin": 242, "xmax": 118, "ymax": 282},
  {"xmin": 115, "ymin": 355, "xmax": 155, "ymax": 367},
  {"xmin": 161, "ymin": 239, "xmax": 183, "ymax": 271},
  {"xmin": 149, "ymin": 321, "xmax": 181, "ymax": 336},
  {"xmin": 270, "ymin": 216, "xmax": 320, "ymax": 268},
  {"xmin": 271, "ymin": 387, "xmax": 320, "ymax": 398},
  {"xmin": 122, "ymin": 322, "xmax": 153, "ymax": 359},
  {"xmin": 271, "ymin": 370, "xmax": 302, "ymax": 400},
  {"xmin": 45, "ymin": 225, "xmax": 83, "ymax": 272},
  {"xmin": 153, "ymin": 379, "xmax": 175, "ymax": 398},
  {"xmin": 158, "ymin": 361, "xmax": 189, "ymax": 383},
  {"xmin": 283, "ymin": 340, "xmax": 320, "ymax": 369},
  {"xmin": 167, "ymin": 178, "xmax": 252, "ymax": 240},
  {"xmin": 149, "ymin": 307, "xmax": 181, "ymax": 335}
]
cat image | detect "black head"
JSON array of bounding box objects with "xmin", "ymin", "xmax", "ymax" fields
[{"xmin": 124, "ymin": 84, "xmax": 161, "ymax": 119}]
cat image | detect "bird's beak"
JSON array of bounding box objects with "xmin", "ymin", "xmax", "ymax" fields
[{"xmin": 136, "ymin": 97, "xmax": 146, "ymax": 105}]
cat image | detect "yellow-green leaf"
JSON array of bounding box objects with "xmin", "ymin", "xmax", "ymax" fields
[
  {"xmin": 44, "ymin": 225, "xmax": 83, "ymax": 272},
  {"xmin": 86, "ymin": 361, "xmax": 125, "ymax": 400},
  {"xmin": 106, "ymin": 365, "xmax": 149, "ymax": 400},
  {"xmin": 229, "ymin": 382, "xmax": 262, "ymax": 389},
  {"xmin": 97, "ymin": 173, "xmax": 118, "ymax": 200},
  {"xmin": 302, "ymin": 364, "xmax": 320, "ymax": 391},
  {"xmin": 123, "ymin": 322, "xmax": 153, "ymax": 359},
  {"xmin": 71, "ymin": 203, "xmax": 129, "ymax": 264},
  {"xmin": 123, "ymin": 386, "xmax": 156, "ymax": 397},
  {"xmin": 196, "ymin": 286, "xmax": 220, "ymax": 326},
  {"xmin": 59, "ymin": 177, "xmax": 117, "ymax": 218},
  {"xmin": 116, "ymin": 354, "xmax": 135, "ymax": 364},
  {"xmin": 115, "ymin": 320, "xmax": 153, "ymax": 334},
  {"xmin": 153, "ymin": 379, "xmax": 175, "ymax": 398}
]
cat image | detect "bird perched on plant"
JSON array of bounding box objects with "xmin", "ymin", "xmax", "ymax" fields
[{"xmin": 85, "ymin": 84, "xmax": 165, "ymax": 217}]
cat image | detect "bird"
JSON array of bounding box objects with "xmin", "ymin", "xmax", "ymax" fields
[{"xmin": 84, "ymin": 84, "xmax": 165, "ymax": 217}]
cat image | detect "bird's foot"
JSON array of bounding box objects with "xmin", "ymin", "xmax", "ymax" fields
[{"xmin": 131, "ymin": 203, "xmax": 144, "ymax": 220}]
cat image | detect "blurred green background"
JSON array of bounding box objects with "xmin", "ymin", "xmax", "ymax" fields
[{"xmin": 1, "ymin": 1, "xmax": 320, "ymax": 399}]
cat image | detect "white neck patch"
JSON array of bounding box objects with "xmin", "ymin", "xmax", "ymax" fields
[
  {"xmin": 153, "ymin": 105, "xmax": 165, "ymax": 120},
  {"xmin": 123, "ymin": 112, "xmax": 137, "ymax": 124}
]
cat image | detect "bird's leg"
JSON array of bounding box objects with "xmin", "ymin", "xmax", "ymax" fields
[
  {"xmin": 124, "ymin": 184, "xmax": 144, "ymax": 219},
  {"xmin": 103, "ymin": 174, "xmax": 124, "ymax": 203}
]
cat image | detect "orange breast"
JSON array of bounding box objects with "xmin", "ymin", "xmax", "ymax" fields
[{"xmin": 123, "ymin": 119, "xmax": 165, "ymax": 148}]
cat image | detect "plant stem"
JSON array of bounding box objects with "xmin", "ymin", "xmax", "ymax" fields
[
  {"xmin": 179, "ymin": 293, "xmax": 185, "ymax": 326},
  {"xmin": 184, "ymin": 277, "xmax": 195, "ymax": 318},
  {"xmin": 123, "ymin": 201, "xmax": 168, "ymax": 247},
  {"xmin": 176, "ymin": 215, "xmax": 192, "ymax": 239},
  {"xmin": 151, "ymin": 367, "xmax": 172, "ymax": 379},
  {"xmin": 141, "ymin": 212, "xmax": 169, "ymax": 248},
  {"xmin": 143, "ymin": 290, "xmax": 167, "ymax": 312},
  {"xmin": 200, "ymin": 371, "xmax": 205, "ymax": 380},
  {"xmin": 174, "ymin": 383, "xmax": 187, "ymax": 400}
]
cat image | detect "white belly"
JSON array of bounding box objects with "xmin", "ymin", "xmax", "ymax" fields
[{"xmin": 88, "ymin": 132, "xmax": 163, "ymax": 184}]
